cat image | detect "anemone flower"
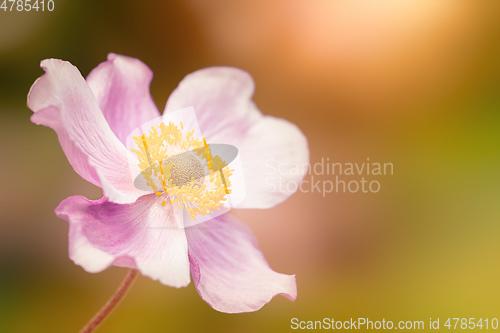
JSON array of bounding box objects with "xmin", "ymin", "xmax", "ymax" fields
[{"xmin": 28, "ymin": 53, "xmax": 309, "ymax": 330}]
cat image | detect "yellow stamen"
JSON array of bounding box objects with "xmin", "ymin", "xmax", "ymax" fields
[
  {"xmin": 141, "ymin": 134, "xmax": 154, "ymax": 167},
  {"xmin": 131, "ymin": 124, "xmax": 233, "ymax": 220},
  {"xmin": 159, "ymin": 160, "xmax": 166, "ymax": 188},
  {"xmin": 203, "ymin": 137, "xmax": 212, "ymax": 171},
  {"xmin": 219, "ymin": 170, "xmax": 230, "ymax": 194}
]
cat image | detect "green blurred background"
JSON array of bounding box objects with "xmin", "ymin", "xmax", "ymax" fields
[{"xmin": 1, "ymin": 1, "xmax": 500, "ymax": 332}]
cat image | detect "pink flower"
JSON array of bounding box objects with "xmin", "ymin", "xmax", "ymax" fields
[{"xmin": 28, "ymin": 53, "xmax": 309, "ymax": 313}]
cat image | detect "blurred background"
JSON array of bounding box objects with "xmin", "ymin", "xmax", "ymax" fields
[{"xmin": 1, "ymin": 0, "xmax": 500, "ymax": 332}]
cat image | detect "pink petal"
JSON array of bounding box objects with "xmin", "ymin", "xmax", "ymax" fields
[
  {"xmin": 86, "ymin": 53, "xmax": 161, "ymax": 144},
  {"xmin": 165, "ymin": 67, "xmax": 260, "ymax": 144},
  {"xmin": 56, "ymin": 195, "xmax": 191, "ymax": 288},
  {"xmin": 186, "ymin": 214, "xmax": 297, "ymax": 313},
  {"xmin": 28, "ymin": 59, "xmax": 141, "ymax": 203},
  {"xmin": 164, "ymin": 67, "xmax": 309, "ymax": 209},
  {"xmin": 231, "ymin": 115, "xmax": 309, "ymax": 208}
]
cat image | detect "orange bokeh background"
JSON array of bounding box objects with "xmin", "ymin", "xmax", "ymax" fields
[{"xmin": 1, "ymin": 1, "xmax": 499, "ymax": 332}]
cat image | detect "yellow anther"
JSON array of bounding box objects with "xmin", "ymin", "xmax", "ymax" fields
[
  {"xmin": 219, "ymin": 170, "xmax": 230, "ymax": 194},
  {"xmin": 203, "ymin": 137, "xmax": 212, "ymax": 171},
  {"xmin": 158, "ymin": 160, "xmax": 167, "ymax": 188}
]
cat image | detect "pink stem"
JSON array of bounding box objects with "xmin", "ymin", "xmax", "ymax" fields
[{"xmin": 79, "ymin": 269, "xmax": 139, "ymax": 333}]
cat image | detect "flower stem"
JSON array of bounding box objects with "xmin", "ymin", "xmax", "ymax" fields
[{"xmin": 79, "ymin": 269, "xmax": 139, "ymax": 333}]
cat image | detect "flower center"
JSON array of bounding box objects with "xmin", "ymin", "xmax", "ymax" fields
[
  {"xmin": 164, "ymin": 152, "xmax": 205, "ymax": 188},
  {"xmin": 130, "ymin": 121, "xmax": 233, "ymax": 220}
]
